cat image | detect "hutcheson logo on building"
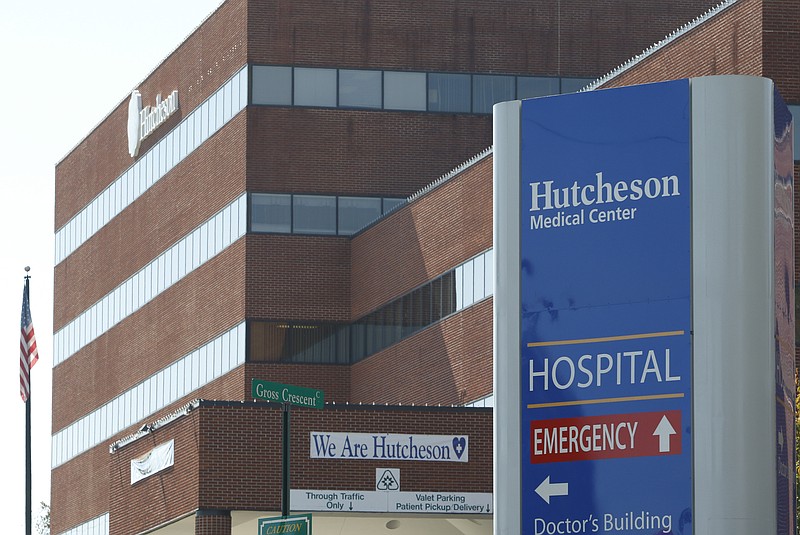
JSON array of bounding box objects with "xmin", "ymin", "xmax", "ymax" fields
[
  {"xmin": 528, "ymin": 171, "xmax": 680, "ymax": 230},
  {"xmin": 310, "ymin": 432, "xmax": 469, "ymax": 462},
  {"xmin": 127, "ymin": 89, "xmax": 180, "ymax": 158}
]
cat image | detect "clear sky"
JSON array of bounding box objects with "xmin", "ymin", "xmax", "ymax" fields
[{"xmin": 0, "ymin": 0, "xmax": 224, "ymax": 531}]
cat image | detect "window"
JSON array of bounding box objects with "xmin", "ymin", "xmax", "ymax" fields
[
  {"xmin": 253, "ymin": 66, "xmax": 293, "ymax": 105},
  {"xmin": 428, "ymin": 73, "xmax": 471, "ymax": 112},
  {"xmin": 560, "ymin": 78, "xmax": 593, "ymax": 94},
  {"xmin": 293, "ymin": 195, "xmax": 337, "ymax": 234},
  {"xmin": 339, "ymin": 70, "xmax": 382, "ymax": 108},
  {"xmin": 249, "ymin": 322, "xmax": 346, "ymax": 364},
  {"xmin": 382, "ymin": 198, "xmax": 405, "ymax": 213},
  {"xmin": 223, "ymin": 78, "xmax": 234, "ymax": 121},
  {"xmin": 338, "ymin": 196, "xmax": 381, "ymax": 235},
  {"xmin": 517, "ymin": 76, "xmax": 560, "ymax": 99},
  {"xmin": 252, "ymin": 193, "xmax": 291, "ymax": 233},
  {"xmin": 472, "ymin": 75, "xmax": 515, "ymax": 114},
  {"xmin": 384, "ymin": 72, "xmax": 426, "ymax": 111},
  {"xmin": 247, "ymin": 250, "xmax": 494, "ymax": 365},
  {"xmin": 294, "ymin": 68, "xmax": 337, "ymax": 107}
]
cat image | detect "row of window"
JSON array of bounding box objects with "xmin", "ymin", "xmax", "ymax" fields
[
  {"xmin": 252, "ymin": 193, "xmax": 404, "ymax": 235},
  {"xmin": 53, "ymin": 195, "xmax": 247, "ymax": 367},
  {"xmin": 55, "ymin": 190, "xmax": 406, "ymax": 366},
  {"xmin": 249, "ymin": 249, "xmax": 494, "ymax": 364},
  {"xmin": 57, "ymin": 62, "xmax": 592, "ymax": 267},
  {"xmin": 54, "ymin": 250, "xmax": 493, "ymax": 466},
  {"xmin": 59, "ymin": 514, "xmax": 109, "ymax": 535},
  {"xmin": 52, "ymin": 324, "xmax": 245, "ymax": 469},
  {"xmin": 55, "ymin": 66, "xmax": 249, "ymax": 265},
  {"xmin": 464, "ymin": 395, "xmax": 494, "ymax": 408},
  {"xmin": 253, "ymin": 65, "xmax": 593, "ymax": 114}
]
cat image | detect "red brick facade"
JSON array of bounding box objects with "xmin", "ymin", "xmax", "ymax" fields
[
  {"xmin": 350, "ymin": 155, "xmax": 493, "ymax": 317},
  {"xmin": 107, "ymin": 403, "xmax": 491, "ymax": 535},
  {"xmin": 52, "ymin": 0, "xmax": 782, "ymax": 534}
]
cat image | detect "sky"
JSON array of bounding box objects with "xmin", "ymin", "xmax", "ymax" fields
[{"xmin": 0, "ymin": 0, "xmax": 224, "ymax": 531}]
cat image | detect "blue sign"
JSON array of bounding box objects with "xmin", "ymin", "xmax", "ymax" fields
[{"xmin": 519, "ymin": 80, "xmax": 692, "ymax": 534}]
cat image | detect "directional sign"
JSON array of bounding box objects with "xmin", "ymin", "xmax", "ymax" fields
[
  {"xmin": 252, "ymin": 379, "xmax": 324, "ymax": 409},
  {"xmin": 519, "ymin": 80, "xmax": 692, "ymax": 533},
  {"xmin": 291, "ymin": 490, "xmax": 492, "ymax": 515}
]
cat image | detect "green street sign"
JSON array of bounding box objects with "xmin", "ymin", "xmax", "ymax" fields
[
  {"xmin": 258, "ymin": 514, "xmax": 312, "ymax": 535},
  {"xmin": 252, "ymin": 379, "xmax": 325, "ymax": 409}
]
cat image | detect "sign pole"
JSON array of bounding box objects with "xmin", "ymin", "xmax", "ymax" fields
[
  {"xmin": 282, "ymin": 403, "xmax": 291, "ymax": 517},
  {"xmin": 250, "ymin": 378, "xmax": 325, "ymax": 518}
]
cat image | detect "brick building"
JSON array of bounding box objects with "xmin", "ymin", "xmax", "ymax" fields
[{"xmin": 51, "ymin": 1, "xmax": 794, "ymax": 534}]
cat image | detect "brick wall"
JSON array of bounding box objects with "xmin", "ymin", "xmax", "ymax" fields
[
  {"xmin": 53, "ymin": 368, "xmax": 246, "ymax": 534},
  {"xmin": 52, "ymin": 242, "xmax": 247, "ymax": 432},
  {"xmin": 762, "ymin": 0, "xmax": 800, "ymax": 102},
  {"xmin": 351, "ymin": 299, "xmax": 493, "ymax": 405},
  {"xmin": 108, "ymin": 409, "xmax": 201, "ymax": 535},
  {"xmin": 106, "ymin": 402, "xmax": 491, "ymax": 534},
  {"xmin": 245, "ymin": 235, "xmax": 352, "ymax": 323},
  {"xmin": 601, "ymin": 0, "xmax": 763, "ymax": 89},
  {"xmin": 54, "ymin": 0, "xmax": 248, "ymax": 229},
  {"xmin": 246, "ymin": 0, "xmax": 718, "ymax": 77},
  {"xmin": 246, "ymin": 107, "xmax": 492, "ymax": 199},
  {"xmin": 54, "ymin": 0, "xmax": 770, "ymax": 533},
  {"xmin": 53, "ymin": 113, "xmax": 247, "ymax": 331},
  {"xmin": 350, "ymin": 156, "xmax": 493, "ymax": 318}
]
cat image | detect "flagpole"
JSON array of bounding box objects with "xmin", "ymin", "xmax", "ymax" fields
[
  {"xmin": 26, "ymin": 367, "xmax": 31, "ymax": 535},
  {"xmin": 24, "ymin": 268, "xmax": 32, "ymax": 535}
]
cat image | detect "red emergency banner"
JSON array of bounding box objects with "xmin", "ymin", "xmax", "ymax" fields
[{"xmin": 530, "ymin": 410, "xmax": 681, "ymax": 464}]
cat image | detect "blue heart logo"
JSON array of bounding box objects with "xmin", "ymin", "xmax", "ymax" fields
[{"xmin": 452, "ymin": 437, "xmax": 467, "ymax": 459}]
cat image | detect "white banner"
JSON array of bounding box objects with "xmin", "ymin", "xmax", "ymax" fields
[
  {"xmin": 310, "ymin": 432, "xmax": 468, "ymax": 462},
  {"xmin": 131, "ymin": 439, "xmax": 174, "ymax": 484}
]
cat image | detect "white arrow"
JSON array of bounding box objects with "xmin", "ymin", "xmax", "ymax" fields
[
  {"xmin": 535, "ymin": 476, "xmax": 569, "ymax": 504},
  {"xmin": 653, "ymin": 415, "xmax": 677, "ymax": 453}
]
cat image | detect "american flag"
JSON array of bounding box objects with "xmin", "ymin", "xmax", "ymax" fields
[{"xmin": 20, "ymin": 280, "xmax": 38, "ymax": 402}]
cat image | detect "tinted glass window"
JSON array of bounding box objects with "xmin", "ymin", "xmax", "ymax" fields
[
  {"xmin": 294, "ymin": 68, "xmax": 337, "ymax": 107},
  {"xmin": 382, "ymin": 198, "xmax": 405, "ymax": 213},
  {"xmin": 384, "ymin": 72, "xmax": 427, "ymax": 111},
  {"xmin": 293, "ymin": 195, "xmax": 336, "ymax": 234},
  {"xmin": 252, "ymin": 193, "xmax": 291, "ymax": 233},
  {"xmin": 253, "ymin": 66, "xmax": 293, "ymax": 105},
  {"xmin": 560, "ymin": 78, "xmax": 593, "ymax": 94},
  {"xmin": 339, "ymin": 70, "xmax": 382, "ymax": 108},
  {"xmin": 473, "ymin": 75, "xmax": 515, "ymax": 114},
  {"xmin": 517, "ymin": 77, "xmax": 560, "ymax": 99},
  {"xmin": 428, "ymin": 73, "xmax": 471, "ymax": 112},
  {"xmin": 338, "ymin": 196, "xmax": 381, "ymax": 235}
]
